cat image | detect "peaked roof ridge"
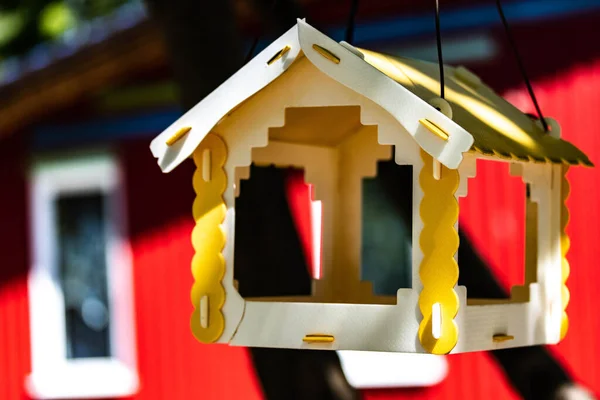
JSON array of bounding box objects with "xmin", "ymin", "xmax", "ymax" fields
[
  {"xmin": 151, "ymin": 19, "xmax": 593, "ymax": 172},
  {"xmin": 151, "ymin": 19, "xmax": 478, "ymax": 173},
  {"xmin": 296, "ymin": 20, "xmax": 474, "ymax": 168}
]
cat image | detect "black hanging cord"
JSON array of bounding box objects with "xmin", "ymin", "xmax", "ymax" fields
[
  {"xmin": 434, "ymin": 0, "xmax": 445, "ymax": 99},
  {"xmin": 496, "ymin": 0, "xmax": 548, "ymax": 132},
  {"xmin": 345, "ymin": 0, "xmax": 359, "ymax": 43},
  {"xmin": 245, "ymin": 0, "xmax": 279, "ymax": 64}
]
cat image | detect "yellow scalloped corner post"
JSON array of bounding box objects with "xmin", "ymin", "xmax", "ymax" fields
[
  {"xmin": 190, "ymin": 133, "xmax": 228, "ymax": 343},
  {"xmin": 418, "ymin": 150, "xmax": 460, "ymax": 354},
  {"xmin": 560, "ymin": 165, "xmax": 570, "ymax": 340}
]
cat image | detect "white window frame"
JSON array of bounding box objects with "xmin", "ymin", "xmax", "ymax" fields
[{"xmin": 26, "ymin": 151, "xmax": 138, "ymax": 399}]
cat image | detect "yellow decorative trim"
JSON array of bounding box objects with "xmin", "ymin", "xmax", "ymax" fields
[
  {"xmin": 312, "ymin": 44, "xmax": 341, "ymax": 64},
  {"xmin": 560, "ymin": 166, "xmax": 571, "ymax": 340},
  {"xmin": 166, "ymin": 126, "xmax": 191, "ymax": 146},
  {"xmin": 303, "ymin": 334, "xmax": 335, "ymax": 344},
  {"xmin": 190, "ymin": 133, "xmax": 228, "ymax": 343},
  {"xmin": 418, "ymin": 150, "xmax": 460, "ymax": 354},
  {"xmin": 419, "ymin": 119, "xmax": 449, "ymax": 141}
]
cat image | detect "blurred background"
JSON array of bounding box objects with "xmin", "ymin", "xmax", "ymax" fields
[{"xmin": 1, "ymin": 0, "xmax": 599, "ymax": 399}]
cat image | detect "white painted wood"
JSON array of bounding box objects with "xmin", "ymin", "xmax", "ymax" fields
[
  {"xmin": 456, "ymin": 153, "xmax": 477, "ymax": 198},
  {"xmin": 433, "ymin": 159, "xmax": 441, "ymax": 180},
  {"xmin": 230, "ymin": 289, "xmax": 422, "ymax": 352},
  {"xmin": 432, "ymin": 303, "xmax": 442, "ymax": 339},
  {"xmin": 200, "ymin": 296, "xmax": 209, "ymax": 329}
]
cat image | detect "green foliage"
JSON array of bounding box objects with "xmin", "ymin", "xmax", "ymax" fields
[
  {"xmin": 40, "ymin": 2, "xmax": 76, "ymax": 37},
  {"xmin": 0, "ymin": 10, "xmax": 24, "ymax": 47},
  {"xmin": 0, "ymin": 0, "xmax": 136, "ymax": 59}
]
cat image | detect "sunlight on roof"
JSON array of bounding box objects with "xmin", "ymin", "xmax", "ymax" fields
[
  {"xmin": 403, "ymin": 62, "xmax": 537, "ymax": 149},
  {"xmin": 361, "ymin": 49, "xmax": 414, "ymax": 87},
  {"xmin": 365, "ymin": 52, "xmax": 539, "ymax": 151}
]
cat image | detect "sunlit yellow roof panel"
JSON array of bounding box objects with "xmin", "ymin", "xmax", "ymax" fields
[{"xmin": 360, "ymin": 49, "xmax": 593, "ymax": 167}]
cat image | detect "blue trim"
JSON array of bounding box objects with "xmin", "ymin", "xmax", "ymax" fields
[
  {"xmin": 32, "ymin": 109, "xmax": 182, "ymax": 150},
  {"xmin": 336, "ymin": 0, "xmax": 600, "ymax": 44},
  {"xmin": 249, "ymin": 0, "xmax": 600, "ymax": 53}
]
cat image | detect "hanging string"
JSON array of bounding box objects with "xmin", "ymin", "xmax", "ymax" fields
[
  {"xmin": 434, "ymin": 0, "xmax": 445, "ymax": 99},
  {"xmin": 244, "ymin": 0, "xmax": 279, "ymax": 64},
  {"xmin": 345, "ymin": 0, "xmax": 359, "ymax": 43},
  {"xmin": 496, "ymin": 0, "xmax": 548, "ymax": 131}
]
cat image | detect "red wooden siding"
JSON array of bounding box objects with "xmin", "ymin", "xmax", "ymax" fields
[
  {"xmin": 458, "ymin": 161, "xmax": 526, "ymax": 292},
  {"xmin": 515, "ymin": 60, "xmax": 600, "ymax": 391},
  {"xmin": 121, "ymin": 139, "xmax": 263, "ymax": 400},
  {"xmin": 0, "ymin": 133, "xmax": 31, "ymax": 400},
  {"xmin": 0, "ymin": 11, "xmax": 599, "ymax": 400},
  {"xmin": 285, "ymin": 169, "xmax": 317, "ymax": 276},
  {"xmin": 2, "ymin": 70, "xmax": 599, "ymax": 399}
]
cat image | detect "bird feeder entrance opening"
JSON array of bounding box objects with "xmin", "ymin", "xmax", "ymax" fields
[
  {"xmin": 232, "ymin": 106, "xmax": 415, "ymax": 306},
  {"xmin": 457, "ymin": 159, "xmax": 537, "ymax": 305}
]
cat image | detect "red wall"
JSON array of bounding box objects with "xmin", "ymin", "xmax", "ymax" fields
[
  {"xmin": 364, "ymin": 50, "xmax": 600, "ymax": 400},
  {"xmin": 0, "ymin": 126, "xmax": 534, "ymax": 400},
  {"xmin": 1, "ymin": 14, "xmax": 600, "ymax": 400},
  {"xmin": 0, "ymin": 133, "xmax": 31, "ymax": 400},
  {"xmin": 121, "ymin": 140, "xmax": 263, "ymax": 400}
]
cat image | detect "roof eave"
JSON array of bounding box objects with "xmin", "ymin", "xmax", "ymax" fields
[
  {"xmin": 150, "ymin": 23, "xmax": 304, "ymax": 173},
  {"xmin": 151, "ymin": 19, "xmax": 476, "ymax": 173}
]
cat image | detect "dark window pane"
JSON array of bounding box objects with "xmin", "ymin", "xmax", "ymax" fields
[
  {"xmin": 233, "ymin": 165, "xmax": 312, "ymax": 298},
  {"xmin": 362, "ymin": 161, "xmax": 413, "ymax": 294},
  {"xmin": 56, "ymin": 193, "xmax": 111, "ymax": 359}
]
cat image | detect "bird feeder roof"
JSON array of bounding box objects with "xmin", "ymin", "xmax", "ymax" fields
[{"xmin": 150, "ymin": 19, "xmax": 592, "ymax": 173}]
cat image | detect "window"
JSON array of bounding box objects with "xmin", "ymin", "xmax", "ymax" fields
[
  {"xmin": 458, "ymin": 159, "xmax": 534, "ymax": 304},
  {"xmin": 233, "ymin": 165, "xmax": 314, "ymax": 299},
  {"xmin": 361, "ymin": 160, "xmax": 413, "ymax": 294},
  {"xmin": 232, "ymin": 123, "xmax": 411, "ymax": 304},
  {"xmin": 27, "ymin": 151, "xmax": 138, "ymax": 399}
]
